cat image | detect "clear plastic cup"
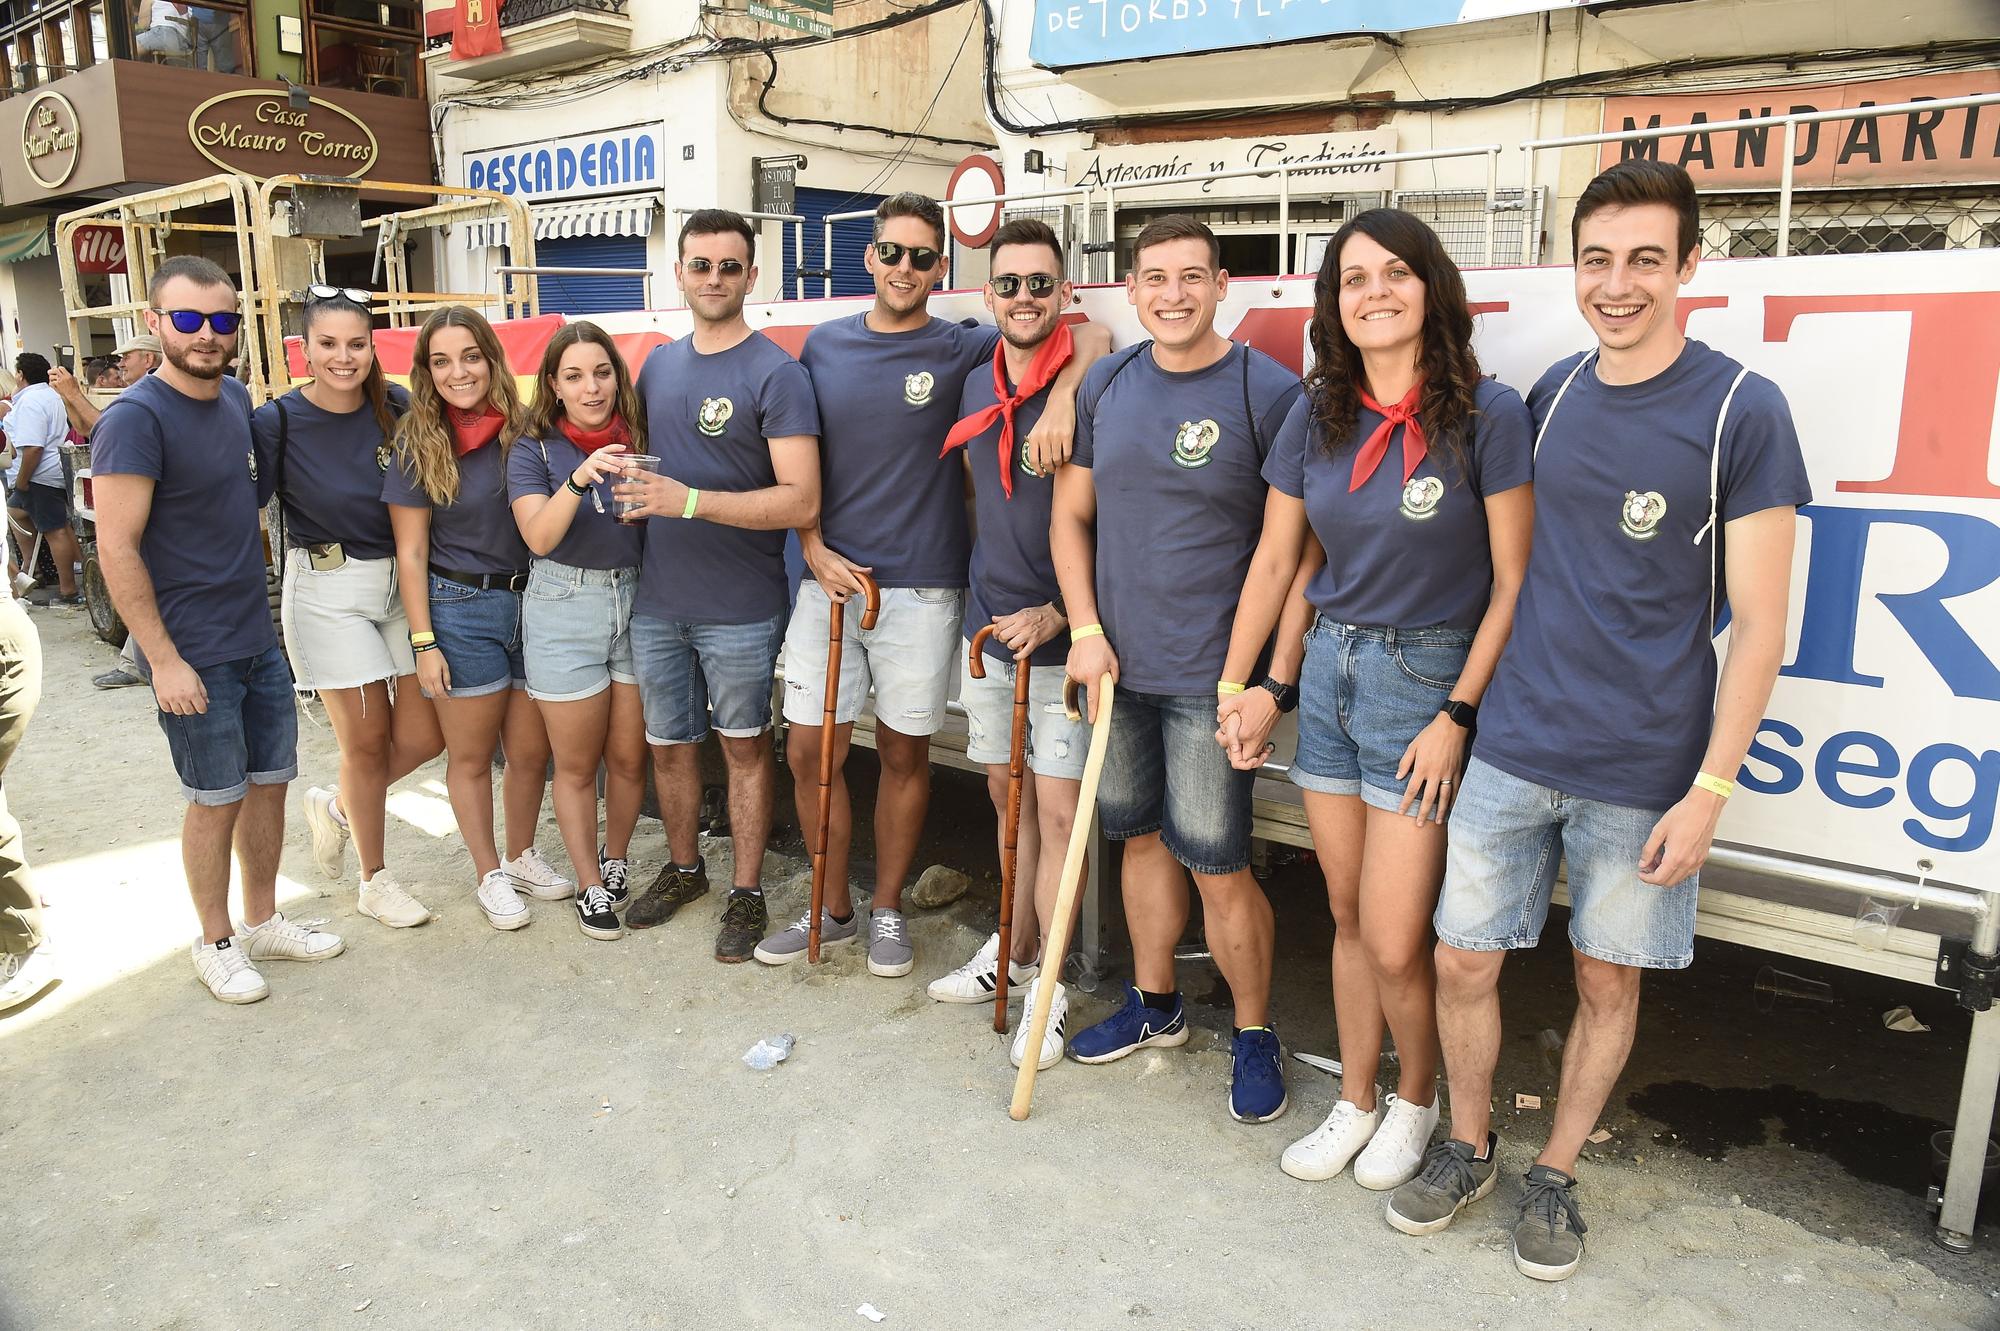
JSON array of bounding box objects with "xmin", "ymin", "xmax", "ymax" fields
[{"xmin": 614, "ymin": 453, "xmax": 661, "ymax": 525}]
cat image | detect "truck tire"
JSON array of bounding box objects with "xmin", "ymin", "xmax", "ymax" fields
[{"xmin": 83, "ymin": 553, "xmax": 126, "ymax": 648}]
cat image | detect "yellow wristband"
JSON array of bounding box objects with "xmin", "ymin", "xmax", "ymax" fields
[
  {"xmin": 1070, "ymin": 623, "xmax": 1104, "ymax": 643},
  {"xmin": 408, "ymin": 631, "xmax": 436, "ymax": 646},
  {"xmin": 682, "ymin": 488, "xmax": 701, "ymax": 519},
  {"xmin": 1217, "ymin": 681, "xmax": 1247, "ymax": 695},
  {"xmin": 1693, "ymin": 771, "xmax": 1735, "ymax": 799}
]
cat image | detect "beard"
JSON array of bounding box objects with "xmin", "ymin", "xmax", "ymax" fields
[{"xmin": 164, "ymin": 340, "xmax": 230, "ymax": 381}]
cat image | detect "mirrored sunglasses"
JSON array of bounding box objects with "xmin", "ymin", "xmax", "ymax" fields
[
  {"xmin": 306, "ymin": 283, "xmax": 372, "ymax": 305},
  {"xmin": 989, "ymin": 273, "xmax": 1061, "ymax": 298},
  {"xmin": 873, "ymin": 241, "xmax": 941, "ymax": 272},
  {"xmin": 153, "ymin": 308, "xmax": 243, "ymax": 335}
]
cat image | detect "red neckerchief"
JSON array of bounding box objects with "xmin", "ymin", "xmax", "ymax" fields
[
  {"xmin": 558, "ymin": 415, "xmax": 631, "ymax": 451},
  {"xmin": 939, "ymin": 321, "xmax": 1074, "ymax": 498},
  {"xmin": 1349, "ymin": 380, "xmax": 1427, "ymax": 493},
  {"xmin": 449, "ymin": 404, "xmax": 505, "ymax": 457}
]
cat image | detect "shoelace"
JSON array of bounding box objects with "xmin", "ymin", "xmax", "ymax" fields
[
  {"xmin": 1417, "ymin": 1142, "xmax": 1479, "ymax": 1197},
  {"xmin": 721, "ymin": 895, "xmax": 761, "ymax": 926},
  {"xmin": 207, "ymin": 944, "xmax": 253, "ymax": 979},
  {"xmin": 1311, "ymin": 1101, "xmax": 1368, "ymax": 1144},
  {"xmin": 601, "ymin": 859, "xmax": 628, "ymax": 895},
  {"xmin": 953, "ymin": 937, "xmax": 999, "ymax": 976},
  {"xmin": 1234, "ymin": 1032, "xmax": 1279, "ymax": 1085},
  {"xmin": 874, "ymin": 914, "xmax": 906, "ymax": 944},
  {"xmin": 255, "ymin": 915, "xmax": 315, "ymax": 946},
  {"xmin": 479, "ymin": 874, "xmax": 519, "ymax": 905},
  {"xmin": 579, "ymin": 883, "xmax": 615, "ymax": 917},
  {"xmin": 1519, "ymin": 1173, "xmax": 1588, "ymax": 1240}
]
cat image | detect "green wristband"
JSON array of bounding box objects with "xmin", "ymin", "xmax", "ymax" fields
[{"xmin": 682, "ymin": 487, "xmax": 701, "ymax": 519}]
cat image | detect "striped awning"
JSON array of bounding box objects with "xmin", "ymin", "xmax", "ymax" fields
[
  {"xmin": 0, "ymin": 216, "xmax": 51, "ymax": 264},
  {"xmin": 463, "ymin": 193, "xmax": 659, "ymax": 248}
]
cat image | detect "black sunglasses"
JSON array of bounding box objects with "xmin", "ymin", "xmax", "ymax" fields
[
  {"xmin": 989, "ymin": 273, "xmax": 1061, "ymax": 298},
  {"xmin": 153, "ymin": 308, "xmax": 243, "ymax": 335},
  {"xmin": 873, "ymin": 241, "xmax": 941, "ymax": 272},
  {"xmin": 682, "ymin": 257, "xmax": 746, "ymax": 276},
  {"xmin": 305, "ymin": 283, "xmax": 372, "ymax": 305}
]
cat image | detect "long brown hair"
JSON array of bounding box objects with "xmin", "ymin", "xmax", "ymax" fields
[
  {"xmin": 394, "ymin": 306, "xmax": 525, "ymax": 505},
  {"xmin": 1303, "ymin": 208, "xmax": 1481, "ymax": 480},
  {"xmin": 526, "ymin": 321, "xmax": 645, "ymax": 444},
  {"xmin": 301, "ymin": 294, "xmax": 394, "ymax": 439}
]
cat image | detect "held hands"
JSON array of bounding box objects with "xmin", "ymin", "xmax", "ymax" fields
[
  {"xmin": 1396, "ymin": 712, "xmax": 1468, "ymax": 824},
  {"xmin": 1023, "ymin": 395, "xmax": 1075, "ymax": 476},
  {"xmin": 570, "ymin": 444, "xmax": 629, "ymax": 489},
  {"xmin": 1638, "ymin": 787, "xmax": 1727, "ymax": 886},
  {"xmin": 151, "ymin": 656, "xmax": 208, "ymax": 716},
  {"xmin": 1065, "ymin": 634, "xmax": 1119, "ymax": 722},
  {"xmin": 803, "ymin": 541, "xmax": 873, "ymax": 604},
  {"xmin": 611, "ymin": 467, "xmax": 688, "ymax": 520},
  {"xmin": 1215, "ymin": 689, "xmax": 1279, "ymax": 770},
  {"xmin": 415, "ymin": 646, "xmax": 451, "ymax": 699},
  {"xmin": 990, "ymin": 603, "xmax": 1065, "ymax": 661}
]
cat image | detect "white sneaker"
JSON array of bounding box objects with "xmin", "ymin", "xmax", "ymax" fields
[
  {"xmin": 358, "ymin": 872, "xmax": 433, "ymax": 928},
  {"xmin": 192, "ymin": 938, "xmax": 269, "ymax": 1004},
  {"xmin": 0, "ymin": 946, "xmax": 59, "ymax": 1012},
  {"xmin": 476, "ymin": 868, "xmax": 530, "ymax": 930},
  {"xmin": 503, "ymin": 847, "xmax": 574, "ymax": 901},
  {"xmin": 239, "ymin": 912, "xmax": 345, "ymax": 962},
  {"xmin": 303, "ymin": 786, "xmax": 349, "ymax": 882},
  {"xmin": 1010, "ymin": 981, "xmax": 1068, "ymax": 1071},
  {"xmin": 927, "ymin": 931, "xmax": 1039, "ymax": 1004},
  {"xmin": 1353, "ymin": 1092, "xmax": 1441, "ymax": 1191},
  {"xmin": 1280, "ymin": 1099, "xmax": 1381, "ymax": 1182}
]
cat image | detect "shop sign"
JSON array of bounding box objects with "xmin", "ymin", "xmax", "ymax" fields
[
  {"xmin": 21, "ymin": 91, "xmax": 80, "ymax": 190},
  {"xmin": 187, "ymin": 91, "xmax": 379, "ymax": 177},
  {"xmin": 1065, "ymin": 131, "xmax": 1395, "ymax": 201},
  {"xmin": 1600, "ymin": 72, "xmax": 2000, "ymax": 190},
  {"xmin": 462, "ymin": 126, "xmax": 663, "ymax": 203},
  {"xmin": 72, "ymin": 224, "xmax": 127, "ymax": 276}
]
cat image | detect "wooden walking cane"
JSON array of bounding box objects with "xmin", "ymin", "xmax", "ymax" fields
[
  {"xmin": 808, "ymin": 571, "xmax": 880, "ymax": 963},
  {"xmin": 967, "ymin": 625, "xmax": 1028, "ymax": 1033},
  {"xmin": 1010, "ymin": 672, "xmax": 1115, "ymax": 1121}
]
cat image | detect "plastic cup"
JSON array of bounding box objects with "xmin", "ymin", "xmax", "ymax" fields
[
  {"xmin": 614, "ymin": 453, "xmax": 660, "ymax": 525},
  {"xmin": 1753, "ymin": 963, "xmax": 1834, "ymax": 1013}
]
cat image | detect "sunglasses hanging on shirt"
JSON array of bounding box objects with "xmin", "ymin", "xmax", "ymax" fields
[
  {"xmin": 989, "ymin": 273, "xmax": 1062, "ymax": 299},
  {"xmin": 153, "ymin": 308, "xmax": 243, "ymax": 335},
  {"xmin": 872, "ymin": 241, "xmax": 942, "ymax": 272}
]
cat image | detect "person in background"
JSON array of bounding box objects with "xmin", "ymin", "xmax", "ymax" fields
[
  {"xmin": 5, "ymin": 355, "xmax": 82, "ymax": 607},
  {"xmin": 62, "ymin": 335, "xmax": 165, "ymax": 691},
  {"xmin": 0, "ymin": 593, "xmax": 54, "ymax": 1012}
]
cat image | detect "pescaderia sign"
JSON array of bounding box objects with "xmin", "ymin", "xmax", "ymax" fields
[
  {"xmin": 1066, "ymin": 131, "xmax": 1395, "ymax": 200},
  {"xmin": 462, "ymin": 126, "xmax": 663, "ymax": 204},
  {"xmin": 187, "ymin": 91, "xmax": 379, "ymax": 177}
]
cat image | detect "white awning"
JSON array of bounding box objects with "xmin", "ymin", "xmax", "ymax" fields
[{"xmin": 463, "ymin": 193, "xmax": 659, "ymax": 248}]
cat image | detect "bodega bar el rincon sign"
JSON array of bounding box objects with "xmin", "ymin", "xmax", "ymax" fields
[{"xmin": 187, "ymin": 91, "xmax": 379, "ymax": 177}]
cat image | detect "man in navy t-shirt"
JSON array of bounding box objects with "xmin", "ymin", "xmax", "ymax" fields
[
  {"xmin": 1053, "ymin": 216, "xmax": 1303, "ymax": 1124},
  {"xmin": 613, "ymin": 209, "xmax": 821, "ymax": 964},
  {"xmin": 759, "ymin": 193, "xmax": 1095, "ymax": 979},
  {"xmin": 1389, "ymin": 160, "xmax": 1811, "ymax": 1281},
  {"xmin": 92, "ymin": 256, "xmax": 342, "ymax": 1007}
]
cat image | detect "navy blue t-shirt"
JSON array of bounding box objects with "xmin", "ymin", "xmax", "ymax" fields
[
  {"xmin": 504, "ymin": 431, "xmax": 642, "ymax": 571},
  {"xmin": 635, "ymin": 333, "xmax": 820, "ymax": 625},
  {"xmin": 381, "ymin": 437, "xmax": 532, "ymax": 575},
  {"xmin": 1264, "ymin": 377, "xmax": 1533, "ymax": 630},
  {"xmin": 1476, "ymin": 341, "xmax": 1812, "ymax": 809},
  {"xmin": 252, "ymin": 383, "xmax": 409, "ymax": 561},
  {"xmin": 90, "ymin": 373, "xmax": 276, "ymax": 668},
  {"xmin": 1074, "ymin": 343, "xmax": 1303, "ymax": 694},
  {"xmin": 801, "ymin": 313, "xmax": 1000, "ymax": 588},
  {"xmin": 957, "ymin": 368, "xmax": 1064, "ymax": 669}
]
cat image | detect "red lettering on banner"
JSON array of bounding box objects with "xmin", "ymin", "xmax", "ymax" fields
[
  {"xmin": 1676, "ymin": 296, "xmax": 1729, "ymax": 332},
  {"xmin": 1468, "ymin": 301, "xmax": 1510, "ymax": 320},
  {"xmin": 1225, "ymin": 308, "xmax": 1312, "ymax": 375},
  {"xmin": 1766, "ymin": 293, "xmax": 2000, "ymax": 500},
  {"xmin": 764, "ymin": 325, "xmax": 811, "ymax": 361}
]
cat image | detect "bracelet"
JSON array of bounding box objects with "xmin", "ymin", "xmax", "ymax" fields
[
  {"xmin": 1217, "ymin": 681, "xmax": 1247, "ymax": 695},
  {"xmin": 1070, "ymin": 623, "xmax": 1104, "ymax": 643},
  {"xmin": 565, "ymin": 474, "xmax": 588, "ymax": 496},
  {"xmin": 1693, "ymin": 771, "xmax": 1736, "ymax": 799},
  {"xmin": 408, "ymin": 631, "xmax": 436, "ymax": 647},
  {"xmin": 682, "ymin": 487, "xmax": 701, "ymax": 519},
  {"xmin": 412, "ymin": 641, "xmax": 440, "ymax": 654}
]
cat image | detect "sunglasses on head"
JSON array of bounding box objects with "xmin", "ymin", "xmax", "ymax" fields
[
  {"xmin": 153, "ymin": 308, "xmax": 242, "ymax": 336},
  {"xmin": 305, "ymin": 283, "xmax": 372, "ymax": 306},
  {"xmin": 873, "ymin": 241, "xmax": 941, "ymax": 272},
  {"xmin": 989, "ymin": 273, "xmax": 1061, "ymax": 299},
  {"xmin": 682, "ymin": 257, "xmax": 746, "ymax": 276}
]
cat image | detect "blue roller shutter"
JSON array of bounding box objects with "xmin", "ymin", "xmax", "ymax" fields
[
  {"xmin": 533, "ymin": 234, "xmax": 648, "ymax": 316},
  {"xmin": 781, "ymin": 187, "xmax": 886, "ymax": 299}
]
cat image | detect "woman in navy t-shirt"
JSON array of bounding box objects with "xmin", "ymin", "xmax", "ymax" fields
[
  {"xmin": 1215, "ymin": 209, "xmax": 1534, "ymax": 1191},
  {"xmin": 384, "ymin": 306, "xmax": 569, "ymax": 931},
  {"xmin": 257, "ymin": 290, "xmax": 441, "ymax": 929},
  {"xmin": 507, "ymin": 323, "xmax": 646, "ymax": 943}
]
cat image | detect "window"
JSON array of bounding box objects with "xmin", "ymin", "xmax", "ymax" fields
[
  {"xmin": 309, "ymin": 0, "xmax": 421, "ymax": 99},
  {"xmin": 127, "ymin": 2, "xmax": 250, "ymax": 74}
]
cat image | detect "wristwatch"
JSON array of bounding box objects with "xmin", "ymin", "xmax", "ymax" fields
[
  {"xmin": 1440, "ymin": 699, "xmax": 1478, "ymax": 730},
  {"xmin": 1256, "ymin": 676, "xmax": 1299, "ymax": 714}
]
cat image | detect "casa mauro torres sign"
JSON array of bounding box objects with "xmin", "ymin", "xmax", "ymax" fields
[
  {"xmin": 187, "ymin": 91, "xmax": 379, "ymax": 177},
  {"xmin": 21, "ymin": 91, "xmax": 80, "ymax": 190}
]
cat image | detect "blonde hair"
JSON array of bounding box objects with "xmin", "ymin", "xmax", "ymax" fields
[
  {"xmin": 526, "ymin": 321, "xmax": 646, "ymax": 443},
  {"xmin": 393, "ymin": 306, "xmax": 525, "ymax": 505}
]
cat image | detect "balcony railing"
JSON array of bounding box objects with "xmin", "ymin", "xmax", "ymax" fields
[
  {"xmin": 503, "ymin": 0, "xmax": 628, "ymax": 26},
  {"xmin": 422, "ymin": 0, "xmax": 632, "ymax": 78}
]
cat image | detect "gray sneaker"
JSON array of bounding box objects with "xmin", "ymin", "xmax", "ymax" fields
[
  {"xmin": 752, "ymin": 907, "xmax": 859, "ymax": 965},
  {"xmin": 1511, "ymin": 1164, "xmax": 1586, "ymax": 1281},
  {"xmin": 867, "ymin": 908, "xmax": 914, "ymax": 978},
  {"xmin": 1385, "ymin": 1135, "xmax": 1498, "ymax": 1236}
]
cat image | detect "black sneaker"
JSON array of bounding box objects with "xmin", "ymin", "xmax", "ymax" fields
[
  {"xmin": 1512, "ymin": 1164, "xmax": 1587, "ymax": 1281},
  {"xmin": 599, "ymin": 847, "xmax": 630, "ymax": 909},
  {"xmin": 625, "ymin": 859, "xmax": 708, "ymax": 930},
  {"xmin": 575, "ymin": 882, "xmax": 621, "ymax": 941},
  {"xmin": 714, "ymin": 891, "xmax": 768, "ymax": 964},
  {"xmin": 1386, "ymin": 1135, "xmax": 1498, "ymax": 1236}
]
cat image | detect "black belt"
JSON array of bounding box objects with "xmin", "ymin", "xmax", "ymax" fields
[{"xmin": 429, "ymin": 564, "xmax": 529, "ymax": 592}]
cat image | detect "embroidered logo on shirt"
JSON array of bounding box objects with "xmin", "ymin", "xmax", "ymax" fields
[
  {"xmin": 697, "ymin": 397, "xmax": 734, "ymax": 437},
  {"xmin": 376, "ymin": 442, "xmax": 393, "ymax": 472},
  {"xmin": 1018, "ymin": 436, "xmax": 1041, "ymax": 478},
  {"xmin": 247, "ymin": 450, "xmax": 258, "ymax": 482},
  {"xmin": 1171, "ymin": 419, "xmax": 1219, "ymax": 469},
  {"xmin": 903, "ymin": 372, "xmax": 935, "ymax": 406},
  {"xmin": 1400, "ymin": 475, "xmax": 1445, "ymax": 521},
  {"xmin": 1619, "ymin": 489, "xmax": 1668, "ymax": 541}
]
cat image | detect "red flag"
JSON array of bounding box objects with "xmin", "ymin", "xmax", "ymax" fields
[{"xmin": 453, "ymin": 0, "xmax": 503, "ymax": 60}]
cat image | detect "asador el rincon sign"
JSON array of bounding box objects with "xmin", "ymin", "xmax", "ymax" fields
[
  {"xmin": 22, "ymin": 91, "xmax": 80, "ymax": 190},
  {"xmin": 186, "ymin": 90, "xmax": 378, "ymax": 177}
]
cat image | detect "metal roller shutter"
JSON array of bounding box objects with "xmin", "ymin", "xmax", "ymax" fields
[
  {"xmin": 781, "ymin": 187, "xmax": 887, "ymax": 299},
  {"xmin": 533, "ymin": 234, "xmax": 648, "ymax": 316}
]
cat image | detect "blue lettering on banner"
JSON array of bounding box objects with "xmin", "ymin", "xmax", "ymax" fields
[
  {"xmin": 459, "ymin": 129, "xmax": 662, "ymax": 203},
  {"xmin": 1743, "ymin": 722, "xmax": 1998, "ymax": 853}
]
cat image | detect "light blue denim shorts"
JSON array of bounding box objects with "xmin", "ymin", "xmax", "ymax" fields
[
  {"xmin": 1434, "ymin": 755, "xmax": 1700, "ymax": 970},
  {"xmin": 781, "ymin": 581, "xmax": 963, "ymax": 737},
  {"xmin": 1097, "ymin": 686, "xmax": 1255, "ymax": 876},
  {"xmin": 521, "ymin": 560, "xmax": 638, "ymax": 703},
  {"xmin": 957, "ymin": 649, "xmax": 1087, "ymax": 782},
  {"xmin": 630, "ymin": 611, "xmax": 786, "ymax": 745},
  {"xmin": 1293, "ymin": 618, "xmax": 1472, "ymax": 813}
]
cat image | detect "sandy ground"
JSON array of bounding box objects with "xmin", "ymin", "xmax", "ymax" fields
[{"xmin": 4, "ymin": 610, "xmax": 1999, "ymax": 1331}]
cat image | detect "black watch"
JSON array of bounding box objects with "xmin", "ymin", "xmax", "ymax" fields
[
  {"xmin": 1440, "ymin": 699, "xmax": 1478, "ymax": 730},
  {"xmin": 1257, "ymin": 676, "xmax": 1299, "ymax": 714}
]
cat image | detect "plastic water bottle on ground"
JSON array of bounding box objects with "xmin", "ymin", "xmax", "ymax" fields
[{"xmin": 743, "ymin": 1034, "xmax": 797, "ymax": 1070}]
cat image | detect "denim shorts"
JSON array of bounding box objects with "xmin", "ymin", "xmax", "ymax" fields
[
  {"xmin": 1097, "ymin": 686, "xmax": 1255, "ymax": 875},
  {"xmin": 1434, "ymin": 755, "xmax": 1700, "ymax": 970},
  {"xmin": 281, "ymin": 551, "xmax": 416, "ymax": 692},
  {"xmin": 154, "ymin": 643, "xmax": 299, "ymax": 806},
  {"xmin": 521, "ymin": 560, "xmax": 638, "ymax": 703},
  {"xmin": 631, "ymin": 611, "xmax": 786, "ymax": 745},
  {"xmin": 1293, "ymin": 619, "xmax": 1472, "ymax": 813},
  {"xmin": 958, "ymin": 651, "xmax": 1087, "ymax": 782},
  {"xmin": 17, "ymin": 482, "xmax": 67, "ymax": 534},
  {"xmin": 427, "ymin": 573, "xmax": 524, "ymax": 699},
  {"xmin": 781, "ymin": 581, "xmax": 963, "ymax": 737}
]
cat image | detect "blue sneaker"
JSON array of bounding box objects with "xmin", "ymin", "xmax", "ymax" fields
[
  {"xmin": 1067, "ymin": 984, "xmax": 1190, "ymax": 1064},
  {"xmin": 1230, "ymin": 1026, "xmax": 1288, "ymax": 1123}
]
